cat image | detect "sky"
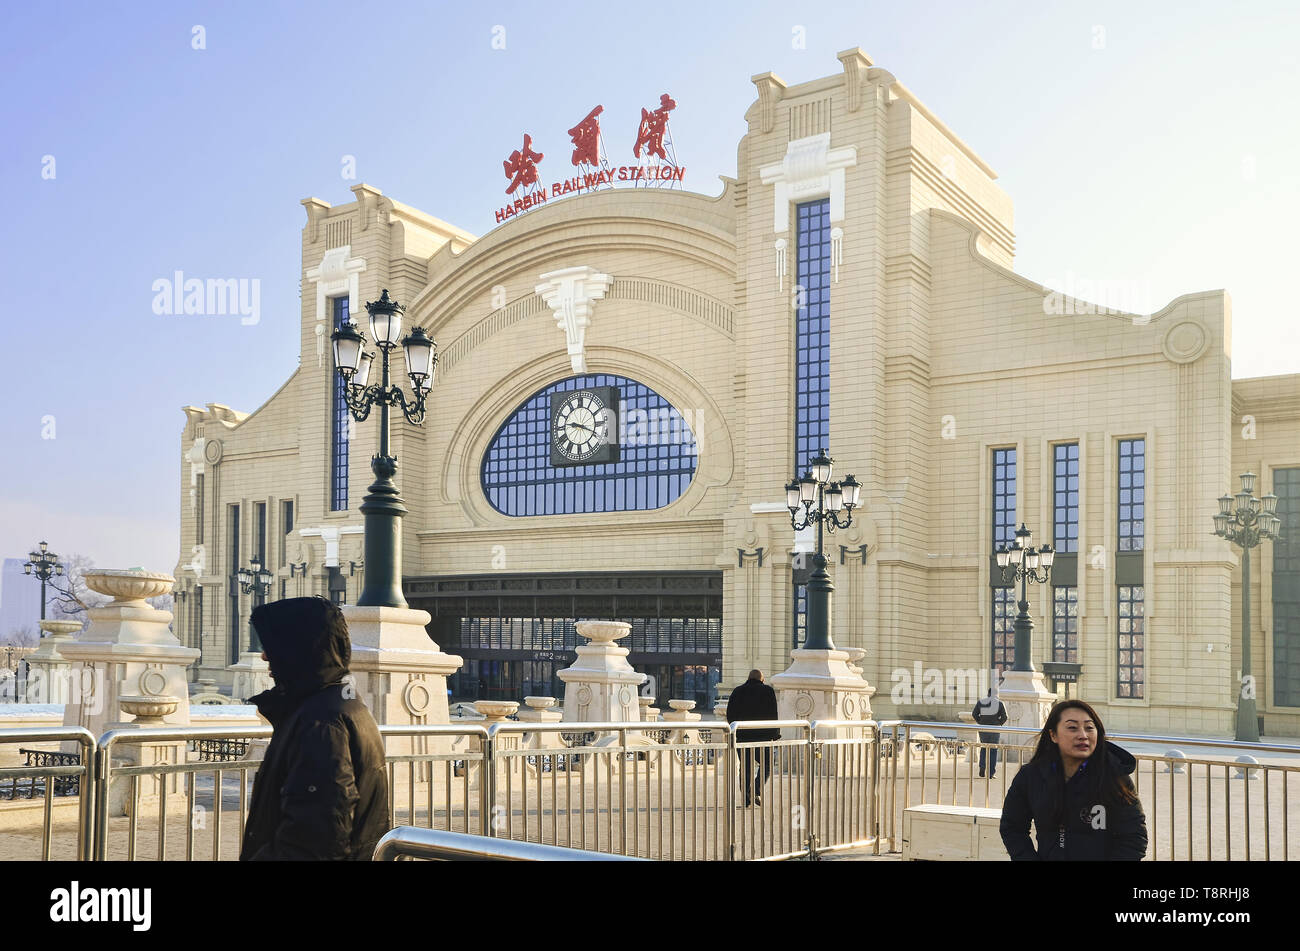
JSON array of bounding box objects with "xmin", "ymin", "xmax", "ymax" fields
[{"xmin": 1, "ymin": 0, "xmax": 1298, "ymax": 576}]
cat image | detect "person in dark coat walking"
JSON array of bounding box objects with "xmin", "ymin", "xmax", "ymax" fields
[
  {"xmin": 973, "ymin": 683, "xmax": 1008, "ymax": 777},
  {"xmin": 726, "ymin": 669, "xmax": 781, "ymax": 807},
  {"xmin": 239, "ymin": 597, "xmax": 389, "ymax": 861},
  {"xmin": 1000, "ymin": 699, "xmax": 1147, "ymax": 861}
]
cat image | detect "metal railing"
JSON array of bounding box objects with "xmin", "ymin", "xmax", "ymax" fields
[
  {"xmin": 373, "ymin": 826, "xmax": 646, "ymax": 861},
  {"xmin": 878, "ymin": 719, "xmax": 1299, "ymax": 861},
  {"xmin": 2, "ymin": 717, "xmax": 1295, "ymax": 861},
  {"xmin": 0, "ymin": 727, "xmax": 96, "ymax": 861}
]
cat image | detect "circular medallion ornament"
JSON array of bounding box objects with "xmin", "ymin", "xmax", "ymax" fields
[
  {"xmin": 203, "ymin": 439, "xmax": 224, "ymax": 465},
  {"xmin": 576, "ymin": 686, "xmax": 593, "ymax": 706},
  {"xmin": 842, "ymin": 696, "xmax": 857, "ymax": 719},
  {"xmin": 1161, "ymin": 320, "xmax": 1209, "ymax": 364},
  {"xmin": 619, "ymin": 686, "xmax": 633, "ymax": 706},
  {"xmin": 403, "ymin": 680, "xmax": 431, "ymax": 716},
  {"xmin": 139, "ymin": 668, "xmax": 169, "ymax": 697},
  {"xmin": 794, "ymin": 692, "xmax": 814, "ymax": 718}
]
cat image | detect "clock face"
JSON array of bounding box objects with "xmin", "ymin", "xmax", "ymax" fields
[{"xmin": 550, "ymin": 386, "xmax": 620, "ymax": 466}]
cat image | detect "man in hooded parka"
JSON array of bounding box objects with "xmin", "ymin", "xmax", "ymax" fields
[{"xmin": 239, "ymin": 597, "xmax": 389, "ymax": 861}]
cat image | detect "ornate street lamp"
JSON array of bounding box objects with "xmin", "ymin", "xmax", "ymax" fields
[
  {"xmin": 236, "ymin": 557, "xmax": 275, "ymax": 651},
  {"xmin": 1213, "ymin": 471, "xmax": 1282, "ymax": 742},
  {"xmin": 784, "ymin": 449, "xmax": 861, "ymax": 651},
  {"xmin": 331, "ymin": 290, "xmax": 437, "ymax": 608},
  {"xmin": 23, "ymin": 541, "xmax": 64, "ymax": 625},
  {"xmin": 995, "ymin": 524, "xmax": 1055, "ymax": 672}
]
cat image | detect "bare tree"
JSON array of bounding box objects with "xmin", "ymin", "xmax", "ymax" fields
[
  {"xmin": 2, "ymin": 625, "xmax": 39, "ymax": 648},
  {"xmin": 42, "ymin": 552, "xmax": 110, "ymax": 629}
]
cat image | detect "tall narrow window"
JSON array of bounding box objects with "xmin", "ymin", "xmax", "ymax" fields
[
  {"xmin": 331, "ymin": 296, "xmax": 351, "ymax": 511},
  {"xmin": 1053, "ymin": 443, "xmax": 1079, "ymax": 553},
  {"xmin": 227, "ymin": 504, "xmax": 241, "ymax": 665},
  {"xmin": 255, "ymin": 502, "xmax": 267, "ymax": 564},
  {"xmin": 794, "ymin": 198, "xmax": 831, "ymax": 475},
  {"xmin": 793, "ymin": 579, "xmax": 808, "ymax": 649},
  {"xmin": 1051, "ymin": 443, "xmax": 1080, "ymax": 664},
  {"xmin": 1118, "ymin": 438, "xmax": 1145, "ymax": 551},
  {"xmin": 1273, "ymin": 468, "xmax": 1300, "ymax": 707},
  {"xmin": 195, "ymin": 474, "xmax": 205, "ymax": 545},
  {"xmin": 1117, "ymin": 585, "xmax": 1145, "ymax": 698},
  {"xmin": 279, "ymin": 500, "xmax": 294, "ymax": 568},
  {"xmin": 193, "ymin": 588, "xmax": 203, "ymax": 653},
  {"xmin": 1052, "ymin": 586, "xmax": 1079, "ymax": 663},
  {"xmin": 992, "ymin": 447, "xmax": 1017, "ymax": 671}
]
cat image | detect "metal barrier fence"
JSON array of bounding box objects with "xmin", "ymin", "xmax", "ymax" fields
[
  {"xmin": 878, "ymin": 720, "xmax": 1299, "ymax": 861},
  {"xmin": 3, "ymin": 718, "xmax": 1296, "ymax": 861},
  {"xmin": 0, "ymin": 727, "xmax": 96, "ymax": 861},
  {"xmin": 373, "ymin": 826, "xmax": 646, "ymax": 861}
]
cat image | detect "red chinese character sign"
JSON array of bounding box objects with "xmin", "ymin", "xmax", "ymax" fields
[
  {"xmin": 568, "ymin": 105, "xmax": 605, "ymax": 170},
  {"xmin": 633, "ymin": 93, "xmax": 676, "ymax": 161},
  {"xmin": 493, "ymin": 95, "xmax": 685, "ymax": 225},
  {"xmin": 503, "ymin": 133, "xmax": 544, "ymax": 195}
]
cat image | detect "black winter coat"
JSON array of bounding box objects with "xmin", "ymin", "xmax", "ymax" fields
[
  {"xmin": 726, "ymin": 678, "xmax": 781, "ymax": 742},
  {"xmin": 239, "ymin": 597, "xmax": 389, "ymax": 861},
  {"xmin": 999, "ymin": 742, "xmax": 1148, "ymax": 861},
  {"xmin": 972, "ymin": 697, "xmax": 1007, "ymax": 743}
]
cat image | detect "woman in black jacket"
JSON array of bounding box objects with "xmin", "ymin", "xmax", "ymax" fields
[{"xmin": 1000, "ymin": 699, "xmax": 1147, "ymax": 860}]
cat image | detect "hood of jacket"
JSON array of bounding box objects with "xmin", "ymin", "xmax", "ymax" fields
[
  {"xmin": 249, "ymin": 597, "xmax": 351, "ymax": 713},
  {"xmin": 1101, "ymin": 741, "xmax": 1137, "ymax": 776}
]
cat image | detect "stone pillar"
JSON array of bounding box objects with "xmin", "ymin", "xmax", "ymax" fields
[
  {"xmin": 999, "ymin": 668, "xmax": 1056, "ymax": 758},
  {"xmin": 59, "ymin": 570, "xmax": 200, "ymax": 747},
  {"xmin": 557, "ymin": 621, "xmax": 645, "ymax": 723},
  {"xmin": 343, "ymin": 606, "xmax": 464, "ymax": 782},
  {"xmin": 106, "ymin": 696, "xmax": 188, "ymax": 817},
  {"xmin": 24, "ymin": 620, "xmax": 82, "ymax": 704},
  {"xmin": 517, "ymin": 696, "xmax": 563, "ymax": 745},
  {"xmin": 771, "ymin": 647, "xmax": 874, "ymax": 739},
  {"xmin": 662, "ymin": 699, "xmax": 702, "ymax": 744},
  {"xmin": 638, "ymin": 696, "xmax": 658, "ymax": 722},
  {"xmin": 228, "ymin": 652, "xmax": 272, "ymax": 702}
]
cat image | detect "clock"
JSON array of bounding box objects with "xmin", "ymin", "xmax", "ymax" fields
[{"xmin": 549, "ymin": 385, "xmax": 620, "ymax": 466}]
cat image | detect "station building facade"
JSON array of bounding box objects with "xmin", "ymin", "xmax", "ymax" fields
[{"xmin": 174, "ymin": 50, "xmax": 1300, "ymax": 736}]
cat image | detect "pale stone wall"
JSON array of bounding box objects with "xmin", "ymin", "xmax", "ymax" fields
[{"xmin": 171, "ymin": 50, "xmax": 1300, "ymax": 737}]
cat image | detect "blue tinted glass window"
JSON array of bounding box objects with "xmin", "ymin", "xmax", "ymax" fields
[
  {"xmin": 1118, "ymin": 438, "xmax": 1145, "ymax": 551},
  {"xmin": 1053, "ymin": 443, "xmax": 1079, "ymax": 553},
  {"xmin": 331, "ymin": 297, "xmax": 350, "ymax": 511},
  {"xmin": 795, "ymin": 199, "xmax": 830, "ymax": 474},
  {"xmin": 992, "ymin": 448, "xmax": 1017, "ymax": 549},
  {"xmin": 481, "ymin": 375, "xmax": 697, "ymax": 516}
]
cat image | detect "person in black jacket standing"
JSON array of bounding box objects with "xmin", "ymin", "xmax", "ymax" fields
[
  {"xmin": 973, "ymin": 683, "xmax": 1008, "ymax": 778},
  {"xmin": 726, "ymin": 669, "xmax": 781, "ymax": 807},
  {"xmin": 239, "ymin": 597, "xmax": 390, "ymax": 861},
  {"xmin": 1000, "ymin": 699, "xmax": 1147, "ymax": 861}
]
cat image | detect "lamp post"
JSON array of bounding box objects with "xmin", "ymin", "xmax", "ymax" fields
[
  {"xmin": 995, "ymin": 524, "xmax": 1055, "ymax": 672},
  {"xmin": 784, "ymin": 449, "xmax": 861, "ymax": 651},
  {"xmin": 23, "ymin": 541, "xmax": 64, "ymax": 626},
  {"xmin": 1213, "ymin": 471, "xmax": 1281, "ymax": 743},
  {"xmin": 235, "ymin": 557, "xmax": 274, "ymax": 651},
  {"xmin": 330, "ymin": 290, "xmax": 436, "ymax": 609}
]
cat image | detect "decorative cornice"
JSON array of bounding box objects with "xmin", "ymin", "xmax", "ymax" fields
[
  {"xmin": 751, "ymin": 72, "xmax": 787, "ymax": 134},
  {"xmin": 535, "ymin": 266, "xmax": 614, "ymax": 373},
  {"xmin": 758, "ymin": 132, "xmax": 858, "ymax": 234},
  {"xmin": 836, "ymin": 48, "xmax": 873, "ymax": 113}
]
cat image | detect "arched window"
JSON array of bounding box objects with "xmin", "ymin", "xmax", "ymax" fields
[{"xmin": 481, "ymin": 374, "xmax": 697, "ymax": 516}]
